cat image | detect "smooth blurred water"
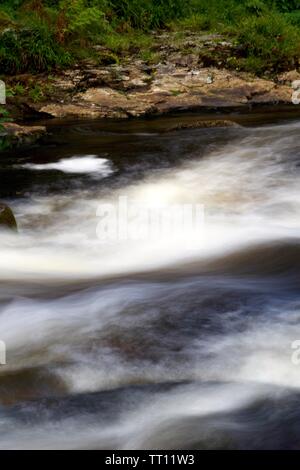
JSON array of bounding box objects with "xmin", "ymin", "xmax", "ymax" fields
[{"xmin": 1, "ymin": 115, "xmax": 300, "ymax": 449}]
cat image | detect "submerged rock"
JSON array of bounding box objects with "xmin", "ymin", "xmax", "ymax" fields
[
  {"xmin": 0, "ymin": 203, "xmax": 17, "ymax": 232},
  {"xmin": 1, "ymin": 123, "xmax": 46, "ymax": 149},
  {"xmin": 165, "ymin": 119, "xmax": 240, "ymax": 132}
]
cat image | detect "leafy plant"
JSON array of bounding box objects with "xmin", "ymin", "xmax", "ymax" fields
[
  {"xmin": 28, "ymin": 84, "xmax": 44, "ymax": 102},
  {"xmin": 274, "ymin": 0, "xmax": 300, "ymax": 12},
  {"xmin": 57, "ymin": 0, "xmax": 110, "ymax": 43},
  {"xmin": 236, "ymin": 12, "xmax": 300, "ymax": 73},
  {"xmin": 0, "ymin": 106, "xmax": 12, "ymax": 132},
  {"xmin": 13, "ymin": 83, "xmax": 25, "ymax": 95},
  {"xmin": 244, "ymin": 0, "xmax": 268, "ymax": 15},
  {"xmin": 0, "ymin": 21, "xmax": 71, "ymax": 74},
  {"xmin": 0, "ymin": 0, "xmax": 300, "ymax": 76},
  {"xmin": 284, "ymin": 9, "xmax": 300, "ymax": 26}
]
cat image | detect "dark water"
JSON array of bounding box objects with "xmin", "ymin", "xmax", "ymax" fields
[{"xmin": 1, "ymin": 114, "xmax": 300, "ymax": 449}]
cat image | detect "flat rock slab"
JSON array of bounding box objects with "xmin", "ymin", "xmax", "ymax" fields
[{"xmin": 37, "ymin": 65, "xmax": 293, "ymax": 119}]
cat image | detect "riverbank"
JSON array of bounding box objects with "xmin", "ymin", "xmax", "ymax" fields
[
  {"xmin": 2, "ymin": 62, "xmax": 300, "ymax": 149},
  {"xmin": 2, "ymin": 30, "xmax": 300, "ymax": 150},
  {"xmin": 5, "ymin": 32, "xmax": 300, "ymax": 122}
]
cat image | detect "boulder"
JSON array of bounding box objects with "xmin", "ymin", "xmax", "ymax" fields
[{"xmin": 0, "ymin": 203, "xmax": 17, "ymax": 232}]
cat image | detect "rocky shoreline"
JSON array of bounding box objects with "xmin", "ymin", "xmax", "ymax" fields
[
  {"xmin": 12, "ymin": 63, "xmax": 300, "ymax": 121},
  {"xmin": 35, "ymin": 65, "xmax": 296, "ymax": 119},
  {"xmin": 3, "ymin": 33, "xmax": 300, "ymax": 145}
]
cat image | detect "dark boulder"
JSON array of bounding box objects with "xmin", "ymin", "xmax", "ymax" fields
[{"xmin": 0, "ymin": 203, "xmax": 17, "ymax": 232}]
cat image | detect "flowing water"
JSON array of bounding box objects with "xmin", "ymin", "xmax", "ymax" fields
[{"xmin": 1, "ymin": 114, "xmax": 300, "ymax": 449}]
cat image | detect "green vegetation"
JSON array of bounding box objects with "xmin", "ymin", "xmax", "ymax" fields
[
  {"xmin": 0, "ymin": 0, "xmax": 300, "ymax": 75},
  {"xmin": 0, "ymin": 106, "xmax": 10, "ymax": 130},
  {"xmin": 0, "ymin": 106, "xmax": 12, "ymax": 151}
]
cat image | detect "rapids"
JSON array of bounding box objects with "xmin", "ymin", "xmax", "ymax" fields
[{"xmin": 0, "ymin": 114, "xmax": 300, "ymax": 449}]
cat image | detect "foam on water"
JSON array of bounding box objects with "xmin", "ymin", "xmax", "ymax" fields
[
  {"xmin": 22, "ymin": 155, "xmax": 113, "ymax": 176},
  {"xmin": 3, "ymin": 121, "xmax": 300, "ymax": 281}
]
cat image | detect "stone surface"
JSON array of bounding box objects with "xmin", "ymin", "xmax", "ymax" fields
[
  {"xmin": 0, "ymin": 203, "xmax": 17, "ymax": 232},
  {"xmin": 5, "ymin": 32, "xmax": 298, "ymax": 120},
  {"xmin": 165, "ymin": 119, "xmax": 240, "ymax": 132},
  {"xmin": 36, "ymin": 65, "xmax": 293, "ymax": 119},
  {"xmin": 277, "ymin": 70, "xmax": 300, "ymax": 85},
  {"xmin": 1, "ymin": 123, "xmax": 46, "ymax": 146}
]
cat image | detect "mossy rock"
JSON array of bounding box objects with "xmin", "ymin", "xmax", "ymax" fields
[{"xmin": 0, "ymin": 203, "xmax": 17, "ymax": 232}]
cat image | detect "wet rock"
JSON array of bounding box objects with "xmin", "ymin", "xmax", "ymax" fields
[
  {"xmin": 0, "ymin": 203, "xmax": 17, "ymax": 232},
  {"xmin": 165, "ymin": 119, "xmax": 240, "ymax": 132},
  {"xmin": 1, "ymin": 123, "xmax": 46, "ymax": 147}
]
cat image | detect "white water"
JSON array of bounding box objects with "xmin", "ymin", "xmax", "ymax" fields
[
  {"xmin": 3, "ymin": 122, "xmax": 300, "ymax": 281},
  {"xmin": 1, "ymin": 119, "xmax": 300, "ymax": 449},
  {"xmin": 22, "ymin": 155, "xmax": 114, "ymax": 176}
]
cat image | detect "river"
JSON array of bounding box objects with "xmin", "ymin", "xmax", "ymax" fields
[{"xmin": 0, "ymin": 113, "xmax": 300, "ymax": 449}]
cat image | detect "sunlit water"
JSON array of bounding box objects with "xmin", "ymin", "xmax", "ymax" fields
[{"xmin": 1, "ymin": 116, "xmax": 300, "ymax": 449}]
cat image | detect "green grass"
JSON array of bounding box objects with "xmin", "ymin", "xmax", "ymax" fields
[
  {"xmin": 0, "ymin": 107, "xmax": 12, "ymax": 151},
  {"xmin": 0, "ymin": 0, "xmax": 300, "ymax": 76},
  {"xmin": 172, "ymin": 0, "xmax": 300, "ymax": 74},
  {"xmin": 171, "ymin": 13, "xmax": 212, "ymax": 32},
  {"xmin": 284, "ymin": 10, "xmax": 300, "ymax": 27},
  {"xmin": 236, "ymin": 13, "xmax": 300, "ymax": 73},
  {"xmin": 0, "ymin": 14, "xmax": 71, "ymax": 73}
]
